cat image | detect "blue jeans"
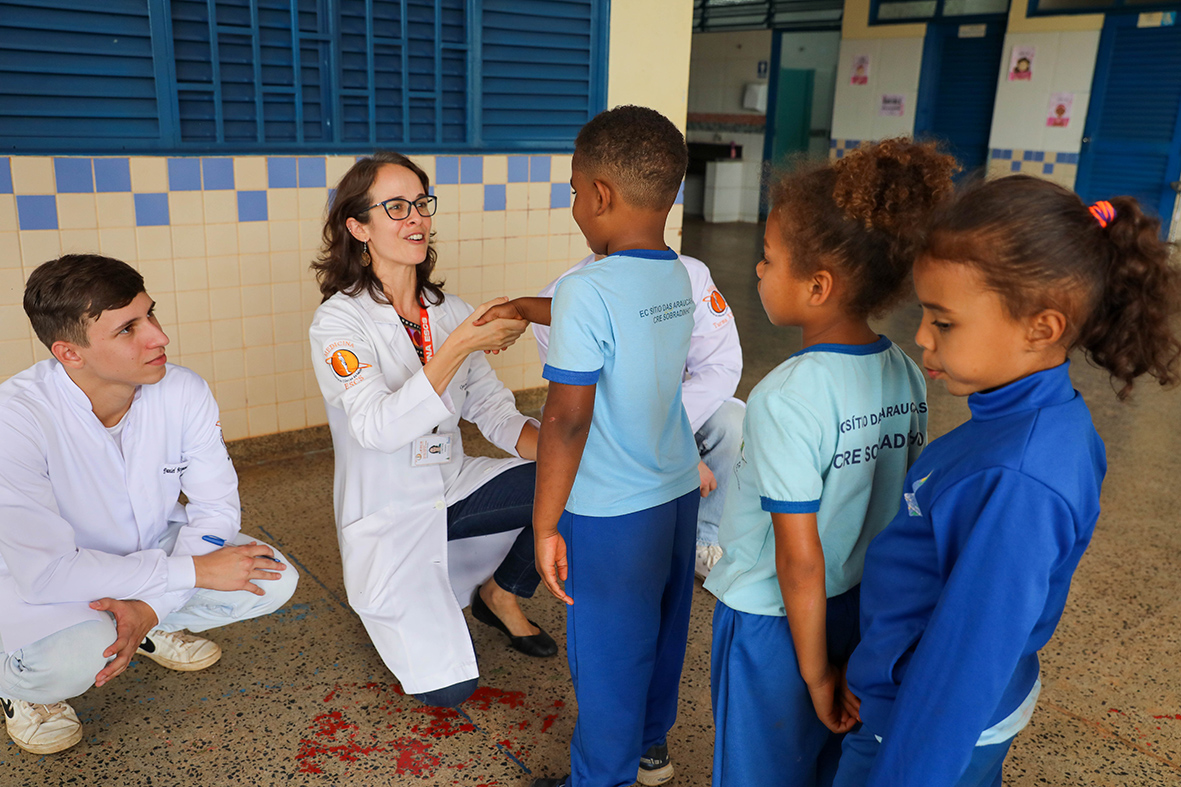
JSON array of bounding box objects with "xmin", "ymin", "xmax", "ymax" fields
[
  {"xmin": 695, "ymin": 400, "xmax": 745, "ymax": 547},
  {"xmin": 0, "ymin": 530, "xmax": 298, "ymax": 704},
  {"xmin": 446, "ymin": 462, "xmax": 540, "ymax": 598},
  {"xmin": 412, "ymin": 463, "xmax": 539, "ymax": 708}
]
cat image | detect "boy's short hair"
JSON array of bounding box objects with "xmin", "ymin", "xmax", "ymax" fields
[
  {"xmin": 24, "ymin": 254, "xmax": 145, "ymax": 349},
  {"xmin": 574, "ymin": 105, "xmax": 687, "ymax": 211}
]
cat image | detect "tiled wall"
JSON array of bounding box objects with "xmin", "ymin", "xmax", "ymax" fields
[
  {"xmin": 986, "ymin": 149, "xmax": 1079, "ymax": 189},
  {"xmin": 0, "ymin": 154, "xmax": 685, "ymax": 440},
  {"xmin": 829, "ymin": 139, "xmax": 864, "ymax": 159}
]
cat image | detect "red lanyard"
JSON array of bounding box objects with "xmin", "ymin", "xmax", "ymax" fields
[{"xmin": 419, "ymin": 301, "xmax": 434, "ymax": 363}]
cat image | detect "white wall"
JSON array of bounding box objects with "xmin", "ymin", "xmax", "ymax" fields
[
  {"xmin": 830, "ymin": 37, "xmax": 923, "ymax": 142},
  {"xmin": 688, "ymin": 30, "xmax": 773, "ymax": 115},
  {"xmin": 987, "ymin": 31, "xmax": 1100, "ymax": 153}
]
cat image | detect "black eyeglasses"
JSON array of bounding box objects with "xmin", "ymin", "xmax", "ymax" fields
[{"xmin": 362, "ymin": 195, "xmax": 438, "ymax": 221}]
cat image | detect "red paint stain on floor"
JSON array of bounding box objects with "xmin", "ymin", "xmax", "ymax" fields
[{"xmin": 296, "ymin": 681, "xmax": 567, "ymax": 779}]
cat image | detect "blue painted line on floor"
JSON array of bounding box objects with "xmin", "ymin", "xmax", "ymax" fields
[
  {"xmin": 254, "ymin": 524, "xmax": 351, "ymax": 612},
  {"xmin": 454, "ymin": 706, "xmax": 532, "ymax": 775}
]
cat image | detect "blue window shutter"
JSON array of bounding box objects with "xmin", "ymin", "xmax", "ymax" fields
[
  {"xmin": 171, "ymin": 0, "xmax": 332, "ymax": 146},
  {"xmin": 336, "ymin": 0, "xmax": 467, "ymax": 147},
  {"xmin": 1077, "ymin": 20, "xmax": 1181, "ymax": 221},
  {"xmin": 0, "ymin": 1, "xmax": 161, "ymax": 150},
  {"xmin": 480, "ymin": 0, "xmax": 601, "ymax": 147}
]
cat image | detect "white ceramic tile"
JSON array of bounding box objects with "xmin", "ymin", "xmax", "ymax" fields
[
  {"xmin": 129, "ymin": 157, "xmax": 168, "ymax": 193},
  {"xmin": 10, "ymin": 157, "xmax": 55, "ymax": 195}
]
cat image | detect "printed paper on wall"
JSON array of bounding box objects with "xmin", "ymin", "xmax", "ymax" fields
[
  {"xmin": 1046, "ymin": 92, "xmax": 1073, "ymax": 127},
  {"xmin": 851, "ymin": 55, "xmax": 870, "ymax": 85},
  {"xmin": 879, "ymin": 94, "xmax": 904, "ymax": 117},
  {"xmin": 1008, "ymin": 46, "xmax": 1035, "ymax": 81}
]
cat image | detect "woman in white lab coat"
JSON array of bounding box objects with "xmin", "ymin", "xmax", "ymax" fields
[{"xmin": 309, "ymin": 152, "xmax": 556, "ymax": 708}]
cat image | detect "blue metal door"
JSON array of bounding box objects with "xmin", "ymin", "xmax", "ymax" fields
[
  {"xmin": 914, "ymin": 20, "xmax": 1006, "ymax": 178},
  {"xmin": 1075, "ymin": 14, "xmax": 1181, "ymax": 226}
]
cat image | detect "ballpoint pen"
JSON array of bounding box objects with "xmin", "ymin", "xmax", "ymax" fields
[{"xmin": 201, "ymin": 534, "xmax": 283, "ymax": 562}]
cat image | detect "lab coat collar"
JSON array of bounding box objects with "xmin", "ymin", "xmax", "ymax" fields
[
  {"xmin": 353, "ymin": 289, "xmax": 437, "ymax": 376},
  {"xmin": 51, "ymin": 358, "xmax": 146, "ymax": 421}
]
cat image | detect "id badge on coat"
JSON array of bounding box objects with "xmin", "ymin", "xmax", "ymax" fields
[{"xmin": 413, "ymin": 433, "xmax": 454, "ymax": 466}]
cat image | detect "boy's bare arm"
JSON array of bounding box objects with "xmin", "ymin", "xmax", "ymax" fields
[
  {"xmin": 473, "ymin": 297, "xmax": 552, "ymax": 326},
  {"xmin": 533, "ymin": 381, "xmax": 595, "ymax": 604},
  {"xmin": 772, "ymin": 512, "xmax": 856, "ymax": 734}
]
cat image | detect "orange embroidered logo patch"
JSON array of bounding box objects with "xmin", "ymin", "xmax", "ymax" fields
[
  {"xmin": 708, "ymin": 290, "xmax": 728, "ymax": 315},
  {"xmin": 327, "ymin": 349, "xmax": 371, "ymax": 380}
]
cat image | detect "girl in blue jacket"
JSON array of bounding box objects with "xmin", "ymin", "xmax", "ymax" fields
[{"xmin": 834, "ymin": 175, "xmax": 1181, "ymax": 787}]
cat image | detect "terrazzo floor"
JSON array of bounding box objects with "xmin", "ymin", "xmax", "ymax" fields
[{"xmin": 6, "ymin": 218, "xmax": 1181, "ymax": 786}]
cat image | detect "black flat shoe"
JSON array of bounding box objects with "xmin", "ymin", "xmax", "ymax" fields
[{"xmin": 471, "ymin": 589, "xmax": 558, "ymax": 658}]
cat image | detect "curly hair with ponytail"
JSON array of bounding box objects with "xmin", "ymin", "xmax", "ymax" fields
[
  {"xmin": 922, "ymin": 175, "xmax": 1181, "ymax": 399},
  {"xmin": 767, "ymin": 138, "xmax": 959, "ymax": 318},
  {"xmin": 312, "ymin": 151, "xmax": 445, "ymax": 306}
]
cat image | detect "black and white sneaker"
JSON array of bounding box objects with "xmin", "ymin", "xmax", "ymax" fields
[
  {"xmin": 638, "ymin": 740, "xmax": 674, "ymax": 785},
  {"xmin": 1, "ymin": 696, "xmax": 83, "ymax": 754}
]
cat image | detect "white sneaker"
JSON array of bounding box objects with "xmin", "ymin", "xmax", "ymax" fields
[
  {"xmin": 695, "ymin": 543, "xmax": 723, "ymax": 580},
  {"xmin": 1, "ymin": 697, "xmax": 83, "ymax": 754},
  {"xmin": 136, "ymin": 629, "xmax": 222, "ymax": 671}
]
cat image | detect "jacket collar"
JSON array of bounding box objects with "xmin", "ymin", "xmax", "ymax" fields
[
  {"xmin": 52, "ymin": 360, "xmax": 145, "ymax": 422},
  {"xmin": 968, "ymin": 361, "xmax": 1077, "ymax": 422}
]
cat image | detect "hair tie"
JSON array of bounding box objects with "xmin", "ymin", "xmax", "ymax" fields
[{"xmin": 1089, "ymin": 200, "xmax": 1116, "ymax": 229}]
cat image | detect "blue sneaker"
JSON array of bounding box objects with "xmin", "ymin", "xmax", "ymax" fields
[{"xmin": 638, "ymin": 741, "xmax": 674, "ymax": 785}]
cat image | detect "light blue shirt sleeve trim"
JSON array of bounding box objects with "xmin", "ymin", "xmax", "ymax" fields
[
  {"xmin": 760, "ymin": 496, "xmax": 821, "ymax": 514},
  {"xmin": 542, "ymin": 364, "xmax": 600, "ymax": 385}
]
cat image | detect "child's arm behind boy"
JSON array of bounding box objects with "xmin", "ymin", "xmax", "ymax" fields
[
  {"xmin": 773, "ymin": 512, "xmax": 859, "ymax": 734},
  {"xmin": 533, "ymin": 381, "xmax": 595, "ymax": 605}
]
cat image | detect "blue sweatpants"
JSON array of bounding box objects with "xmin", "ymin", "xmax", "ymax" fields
[
  {"xmin": 711, "ymin": 585, "xmax": 861, "ymax": 787},
  {"xmin": 558, "ymin": 489, "xmax": 699, "ymax": 787},
  {"xmin": 832, "ymin": 724, "xmax": 1014, "ymax": 787}
]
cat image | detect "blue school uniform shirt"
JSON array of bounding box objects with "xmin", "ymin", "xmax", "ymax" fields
[
  {"xmin": 704, "ymin": 337, "xmax": 927, "ymax": 614},
  {"xmin": 542, "ymin": 248, "xmax": 700, "ymax": 517},
  {"xmin": 847, "ymin": 361, "xmax": 1105, "ymax": 786}
]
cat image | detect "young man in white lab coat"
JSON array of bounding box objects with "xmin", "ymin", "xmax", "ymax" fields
[
  {"xmin": 534, "ymin": 253, "xmax": 744, "ymax": 580},
  {"xmin": 0, "ymin": 254, "xmax": 299, "ymax": 754}
]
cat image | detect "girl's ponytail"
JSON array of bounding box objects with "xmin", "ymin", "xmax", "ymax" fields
[{"xmin": 1076, "ymin": 197, "xmax": 1181, "ymax": 399}]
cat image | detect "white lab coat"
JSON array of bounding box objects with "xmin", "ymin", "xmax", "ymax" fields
[
  {"xmin": 534, "ymin": 254, "xmax": 743, "ymax": 432},
  {"xmin": 309, "ymin": 289, "xmax": 535, "ymax": 695},
  {"xmin": 0, "ymin": 362, "xmax": 238, "ymax": 653}
]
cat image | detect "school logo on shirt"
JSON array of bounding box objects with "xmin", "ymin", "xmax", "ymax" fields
[
  {"xmin": 904, "ymin": 473, "xmax": 932, "ymax": 517},
  {"xmin": 706, "ymin": 288, "xmax": 729, "ymax": 316},
  {"xmin": 324, "ymin": 341, "xmax": 371, "ymax": 388}
]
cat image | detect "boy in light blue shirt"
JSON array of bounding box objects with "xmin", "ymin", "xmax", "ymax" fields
[{"xmin": 478, "ymin": 106, "xmax": 699, "ymax": 787}]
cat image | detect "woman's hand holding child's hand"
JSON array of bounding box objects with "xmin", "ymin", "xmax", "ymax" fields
[
  {"xmin": 459, "ymin": 297, "xmax": 528, "ymax": 355},
  {"xmin": 472, "ymin": 298, "xmax": 529, "ymax": 326},
  {"xmin": 808, "ymin": 662, "xmax": 859, "ymax": 734}
]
